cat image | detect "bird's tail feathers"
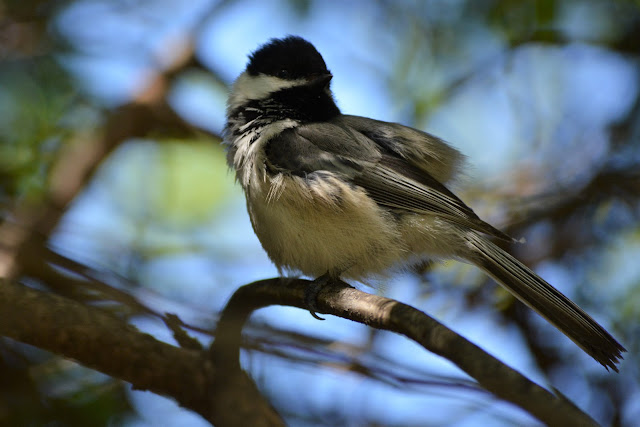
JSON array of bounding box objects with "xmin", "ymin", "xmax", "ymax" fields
[{"xmin": 465, "ymin": 232, "xmax": 625, "ymax": 371}]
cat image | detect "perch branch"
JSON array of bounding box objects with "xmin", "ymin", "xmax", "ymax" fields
[{"xmin": 210, "ymin": 278, "xmax": 598, "ymax": 427}]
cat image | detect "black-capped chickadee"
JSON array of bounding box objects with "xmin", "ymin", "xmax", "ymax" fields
[{"xmin": 224, "ymin": 36, "xmax": 625, "ymax": 371}]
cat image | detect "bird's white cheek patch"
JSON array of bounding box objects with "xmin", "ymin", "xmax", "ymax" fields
[{"xmin": 227, "ymin": 72, "xmax": 307, "ymax": 111}]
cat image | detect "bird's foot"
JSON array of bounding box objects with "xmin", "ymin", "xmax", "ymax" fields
[{"xmin": 304, "ymin": 272, "xmax": 336, "ymax": 320}]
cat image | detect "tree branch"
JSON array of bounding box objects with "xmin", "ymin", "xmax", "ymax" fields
[
  {"xmin": 210, "ymin": 278, "xmax": 599, "ymax": 427},
  {"xmin": 0, "ymin": 280, "xmax": 284, "ymax": 427},
  {"xmin": 1, "ymin": 270, "xmax": 601, "ymax": 426}
]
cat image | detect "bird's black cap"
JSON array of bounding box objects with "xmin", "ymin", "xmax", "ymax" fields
[{"xmin": 247, "ymin": 36, "xmax": 330, "ymax": 80}]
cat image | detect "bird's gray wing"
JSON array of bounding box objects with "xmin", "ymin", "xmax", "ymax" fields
[
  {"xmin": 264, "ymin": 122, "xmax": 379, "ymax": 177},
  {"xmin": 265, "ymin": 122, "xmax": 514, "ymax": 241},
  {"xmin": 353, "ymin": 154, "xmax": 514, "ymax": 241},
  {"xmin": 337, "ymin": 115, "xmax": 465, "ymax": 185}
]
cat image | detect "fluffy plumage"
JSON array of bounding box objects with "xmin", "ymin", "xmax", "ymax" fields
[{"xmin": 224, "ymin": 36, "xmax": 626, "ymax": 370}]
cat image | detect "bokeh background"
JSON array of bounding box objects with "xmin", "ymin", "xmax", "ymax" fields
[{"xmin": 1, "ymin": 0, "xmax": 640, "ymax": 425}]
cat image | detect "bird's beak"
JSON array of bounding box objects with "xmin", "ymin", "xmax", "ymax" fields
[{"xmin": 310, "ymin": 73, "xmax": 333, "ymax": 87}]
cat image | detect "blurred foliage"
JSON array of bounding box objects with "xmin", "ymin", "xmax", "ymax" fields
[
  {"xmin": 0, "ymin": 340, "xmax": 133, "ymax": 426},
  {"xmin": 100, "ymin": 139, "xmax": 232, "ymax": 228},
  {"xmin": 1, "ymin": 0, "xmax": 639, "ymax": 426},
  {"xmin": 0, "ymin": 58, "xmax": 79, "ymax": 202}
]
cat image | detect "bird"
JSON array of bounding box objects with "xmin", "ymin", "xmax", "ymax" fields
[{"xmin": 223, "ymin": 35, "xmax": 625, "ymax": 371}]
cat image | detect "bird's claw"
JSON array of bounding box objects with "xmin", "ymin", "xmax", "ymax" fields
[{"xmin": 304, "ymin": 273, "xmax": 334, "ymax": 320}]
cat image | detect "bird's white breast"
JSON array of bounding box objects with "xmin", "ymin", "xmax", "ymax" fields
[{"xmin": 246, "ymin": 169, "xmax": 408, "ymax": 280}]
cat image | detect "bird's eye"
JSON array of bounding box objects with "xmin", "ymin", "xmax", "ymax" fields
[{"xmin": 277, "ymin": 69, "xmax": 290, "ymax": 78}]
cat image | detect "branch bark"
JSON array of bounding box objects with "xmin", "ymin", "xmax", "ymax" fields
[
  {"xmin": 211, "ymin": 278, "xmax": 599, "ymax": 427},
  {"xmin": 1, "ymin": 274, "xmax": 601, "ymax": 426},
  {"xmin": 0, "ymin": 279, "xmax": 284, "ymax": 427}
]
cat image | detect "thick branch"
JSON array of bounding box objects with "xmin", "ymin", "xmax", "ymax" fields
[
  {"xmin": 0, "ymin": 280, "xmax": 284, "ymax": 427},
  {"xmin": 210, "ymin": 278, "xmax": 598, "ymax": 427}
]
